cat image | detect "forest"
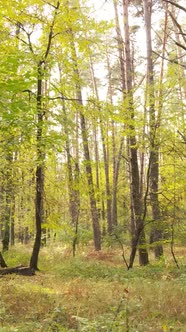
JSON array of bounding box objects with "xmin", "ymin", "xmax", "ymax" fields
[{"xmin": 0, "ymin": 0, "xmax": 185, "ymax": 331}]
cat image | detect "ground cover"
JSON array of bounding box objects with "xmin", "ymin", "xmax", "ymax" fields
[{"xmin": 0, "ymin": 245, "xmax": 185, "ymax": 331}]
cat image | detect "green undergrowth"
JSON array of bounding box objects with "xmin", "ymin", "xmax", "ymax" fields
[{"xmin": 0, "ymin": 246, "xmax": 185, "ymax": 332}]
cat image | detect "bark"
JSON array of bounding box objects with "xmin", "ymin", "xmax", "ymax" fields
[
  {"xmin": 30, "ymin": 61, "xmax": 44, "ymax": 270},
  {"xmin": 2, "ymin": 152, "xmax": 13, "ymax": 252},
  {"xmin": 101, "ymin": 125, "xmax": 112, "ymax": 233},
  {"xmin": 123, "ymin": 0, "xmax": 149, "ymax": 268},
  {"xmin": 79, "ymin": 110, "xmax": 101, "ymax": 250},
  {"xmin": 94, "ymin": 125, "xmax": 102, "ymax": 222},
  {"xmin": 89, "ymin": 55, "xmax": 112, "ymax": 233},
  {"xmin": 112, "ymin": 0, "xmax": 126, "ymax": 225},
  {"xmin": 112, "ymin": 137, "xmax": 124, "ymax": 226},
  {"xmin": 10, "ymin": 200, "xmax": 15, "ymax": 246},
  {"xmin": 105, "ymin": 48, "xmax": 117, "ymax": 228},
  {"xmin": 70, "ymin": 35, "xmax": 101, "ymax": 250},
  {"xmin": 0, "ymin": 252, "xmax": 7, "ymax": 268},
  {"xmin": 72, "ymin": 162, "xmax": 80, "ymax": 257},
  {"xmin": 113, "ymin": 0, "xmax": 126, "ymax": 92},
  {"xmin": 143, "ymin": 0, "xmax": 163, "ymax": 258},
  {"xmin": 62, "ymin": 95, "xmax": 80, "ymax": 257}
]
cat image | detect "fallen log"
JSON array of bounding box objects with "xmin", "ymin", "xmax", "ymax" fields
[
  {"xmin": 0, "ymin": 266, "xmax": 35, "ymax": 276},
  {"xmin": 0, "ymin": 252, "xmax": 35, "ymax": 276}
]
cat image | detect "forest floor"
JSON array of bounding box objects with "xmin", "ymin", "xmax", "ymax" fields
[{"xmin": 0, "ymin": 244, "xmax": 185, "ymax": 332}]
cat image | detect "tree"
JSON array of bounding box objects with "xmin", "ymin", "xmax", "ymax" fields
[
  {"xmin": 143, "ymin": 0, "xmax": 163, "ymax": 258},
  {"xmin": 30, "ymin": 1, "xmax": 60, "ymax": 270},
  {"xmin": 122, "ymin": 0, "xmax": 149, "ymax": 268},
  {"xmin": 70, "ymin": 36, "xmax": 101, "ymax": 251}
]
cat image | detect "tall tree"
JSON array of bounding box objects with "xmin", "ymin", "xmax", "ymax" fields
[
  {"xmin": 69, "ymin": 30, "xmax": 101, "ymax": 250},
  {"xmin": 89, "ymin": 56, "xmax": 112, "ymax": 233},
  {"xmin": 27, "ymin": 1, "xmax": 60, "ymax": 269},
  {"xmin": 123, "ymin": 0, "xmax": 149, "ymax": 268},
  {"xmin": 143, "ymin": 0, "xmax": 163, "ymax": 258},
  {"xmin": 112, "ymin": 0, "xmax": 126, "ymax": 227}
]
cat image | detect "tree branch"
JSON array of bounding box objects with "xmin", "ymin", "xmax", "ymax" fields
[
  {"xmin": 153, "ymin": 50, "xmax": 186, "ymax": 68},
  {"xmin": 42, "ymin": 0, "xmax": 59, "ymax": 9},
  {"xmin": 177, "ymin": 130, "xmax": 186, "ymax": 143},
  {"xmin": 175, "ymin": 41, "xmax": 186, "ymax": 52},
  {"xmin": 168, "ymin": 10, "xmax": 186, "ymax": 44},
  {"xmin": 44, "ymin": 1, "xmax": 60, "ymax": 60},
  {"xmin": 162, "ymin": 0, "xmax": 186, "ymax": 13}
]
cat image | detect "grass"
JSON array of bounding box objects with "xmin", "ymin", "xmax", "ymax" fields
[{"xmin": 0, "ymin": 245, "xmax": 186, "ymax": 331}]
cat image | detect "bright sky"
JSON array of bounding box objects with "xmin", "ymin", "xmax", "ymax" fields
[
  {"xmin": 85, "ymin": 0, "xmax": 186, "ymax": 101},
  {"xmin": 88, "ymin": 0, "xmax": 115, "ymax": 20}
]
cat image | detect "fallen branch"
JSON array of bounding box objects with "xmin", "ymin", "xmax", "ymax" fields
[{"xmin": 0, "ymin": 266, "xmax": 35, "ymax": 276}]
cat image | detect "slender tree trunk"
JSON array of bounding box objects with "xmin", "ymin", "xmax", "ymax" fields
[
  {"xmin": 113, "ymin": 0, "xmax": 126, "ymax": 93},
  {"xmin": 10, "ymin": 197, "xmax": 15, "ymax": 246},
  {"xmin": 112, "ymin": 137, "xmax": 124, "ymax": 226},
  {"xmin": 72, "ymin": 161, "xmax": 80, "ymax": 256},
  {"xmin": 30, "ymin": 61, "xmax": 44, "ymax": 270},
  {"xmin": 0, "ymin": 252, "xmax": 7, "ymax": 267},
  {"xmin": 30, "ymin": 1, "xmax": 60, "ymax": 269},
  {"xmin": 123, "ymin": 0, "xmax": 149, "ymax": 268},
  {"xmin": 94, "ymin": 125, "xmax": 102, "ymax": 223},
  {"xmin": 70, "ymin": 37, "xmax": 101, "ymax": 250},
  {"xmin": 101, "ymin": 124, "xmax": 112, "ymax": 233},
  {"xmin": 2, "ymin": 152, "xmax": 14, "ymax": 251},
  {"xmin": 89, "ymin": 56, "xmax": 112, "ymax": 233},
  {"xmin": 143, "ymin": 0, "xmax": 163, "ymax": 258},
  {"xmin": 62, "ymin": 95, "xmax": 80, "ymax": 257},
  {"xmin": 111, "ymin": 3, "xmax": 126, "ymax": 226},
  {"xmin": 79, "ymin": 110, "xmax": 101, "ymax": 250}
]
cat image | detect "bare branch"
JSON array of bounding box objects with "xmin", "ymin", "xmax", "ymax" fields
[
  {"xmin": 42, "ymin": 0, "xmax": 59, "ymax": 9},
  {"xmin": 177, "ymin": 130, "xmax": 186, "ymax": 143},
  {"xmin": 175, "ymin": 41, "xmax": 186, "ymax": 52},
  {"xmin": 49, "ymin": 96, "xmax": 84, "ymax": 102},
  {"xmin": 113, "ymin": 233, "xmax": 129, "ymax": 269},
  {"xmin": 27, "ymin": 32, "xmax": 35, "ymax": 55},
  {"xmin": 168, "ymin": 10, "xmax": 186, "ymax": 44},
  {"xmin": 162, "ymin": 0, "xmax": 186, "ymax": 13},
  {"xmin": 153, "ymin": 50, "xmax": 186, "ymax": 68}
]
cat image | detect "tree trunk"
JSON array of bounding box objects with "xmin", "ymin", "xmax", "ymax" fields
[
  {"xmin": 89, "ymin": 55, "xmax": 112, "ymax": 233},
  {"xmin": 123, "ymin": 0, "xmax": 149, "ymax": 268},
  {"xmin": 0, "ymin": 252, "xmax": 7, "ymax": 268},
  {"xmin": 30, "ymin": 61, "xmax": 44, "ymax": 270},
  {"xmin": 80, "ymin": 112, "xmax": 101, "ymax": 250},
  {"xmin": 112, "ymin": 137, "xmax": 124, "ymax": 226},
  {"xmin": 112, "ymin": 0, "xmax": 126, "ymax": 227},
  {"xmin": 113, "ymin": 0, "xmax": 126, "ymax": 93},
  {"xmin": 30, "ymin": 2, "xmax": 60, "ymax": 269},
  {"xmin": 62, "ymin": 94, "xmax": 80, "ymax": 257},
  {"xmin": 94, "ymin": 125, "xmax": 102, "ymax": 222},
  {"xmin": 101, "ymin": 125, "xmax": 112, "ymax": 233},
  {"xmin": 2, "ymin": 152, "xmax": 13, "ymax": 251},
  {"xmin": 70, "ymin": 36, "xmax": 101, "ymax": 250},
  {"xmin": 143, "ymin": 0, "xmax": 163, "ymax": 258}
]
